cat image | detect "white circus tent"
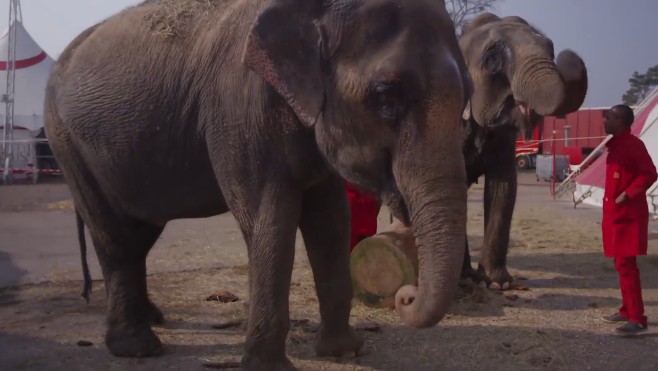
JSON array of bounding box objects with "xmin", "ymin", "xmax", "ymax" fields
[
  {"xmin": 0, "ymin": 19, "xmax": 54, "ymax": 132},
  {"xmin": 0, "ymin": 7, "xmax": 55, "ymax": 182}
]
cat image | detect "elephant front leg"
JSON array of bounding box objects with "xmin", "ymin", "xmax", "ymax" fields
[
  {"xmin": 237, "ymin": 186, "xmax": 301, "ymax": 371},
  {"xmin": 299, "ymin": 175, "xmax": 363, "ymax": 358},
  {"xmin": 479, "ymin": 134, "xmax": 517, "ymax": 290}
]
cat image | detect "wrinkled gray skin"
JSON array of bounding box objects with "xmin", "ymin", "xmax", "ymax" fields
[
  {"xmin": 44, "ymin": 0, "xmax": 471, "ymax": 369},
  {"xmin": 458, "ymin": 13, "xmax": 588, "ymax": 289}
]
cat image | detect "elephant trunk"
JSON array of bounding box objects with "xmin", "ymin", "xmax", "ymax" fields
[
  {"xmin": 512, "ymin": 50, "xmax": 588, "ymax": 117},
  {"xmin": 393, "ymin": 88, "xmax": 468, "ymax": 328}
]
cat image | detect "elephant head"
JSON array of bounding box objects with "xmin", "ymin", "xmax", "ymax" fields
[
  {"xmin": 459, "ymin": 13, "xmax": 588, "ymax": 137},
  {"xmin": 243, "ymin": 0, "xmax": 470, "ymax": 328}
]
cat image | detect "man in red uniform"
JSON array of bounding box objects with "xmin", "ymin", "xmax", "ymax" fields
[
  {"xmin": 600, "ymin": 104, "xmax": 657, "ymax": 336},
  {"xmin": 345, "ymin": 181, "xmax": 380, "ymax": 252}
]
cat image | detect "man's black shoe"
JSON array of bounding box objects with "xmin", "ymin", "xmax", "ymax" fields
[
  {"xmin": 601, "ymin": 313, "xmax": 628, "ymax": 323},
  {"xmin": 615, "ymin": 321, "xmax": 648, "ymax": 336}
]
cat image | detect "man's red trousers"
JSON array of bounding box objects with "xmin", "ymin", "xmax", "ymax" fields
[{"xmin": 615, "ymin": 257, "xmax": 647, "ymax": 325}]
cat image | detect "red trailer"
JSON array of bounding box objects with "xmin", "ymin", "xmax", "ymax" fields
[
  {"xmin": 514, "ymin": 108, "xmax": 609, "ymax": 169},
  {"xmin": 540, "ymin": 108, "xmax": 608, "ymax": 163}
]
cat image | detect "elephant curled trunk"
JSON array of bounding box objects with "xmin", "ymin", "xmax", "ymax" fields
[
  {"xmin": 513, "ymin": 49, "xmax": 588, "ymax": 117},
  {"xmin": 392, "ymin": 95, "xmax": 468, "ymax": 327},
  {"xmin": 394, "ymin": 177, "xmax": 467, "ymax": 328}
]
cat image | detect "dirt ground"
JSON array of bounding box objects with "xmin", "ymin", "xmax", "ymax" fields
[{"xmin": 1, "ymin": 173, "xmax": 658, "ymax": 371}]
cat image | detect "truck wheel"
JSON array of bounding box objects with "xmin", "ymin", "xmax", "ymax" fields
[{"xmin": 516, "ymin": 155, "xmax": 530, "ymax": 170}]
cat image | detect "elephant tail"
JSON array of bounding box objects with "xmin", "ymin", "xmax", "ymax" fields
[{"xmin": 76, "ymin": 208, "xmax": 92, "ymax": 303}]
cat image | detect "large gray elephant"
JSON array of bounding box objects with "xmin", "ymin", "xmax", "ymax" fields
[
  {"xmin": 458, "ymin": 13, "xmax": 588, "ymax": 288},
  {"xmin": 44, "ymin": 0, "xmax": 471, "ymax": 369}
]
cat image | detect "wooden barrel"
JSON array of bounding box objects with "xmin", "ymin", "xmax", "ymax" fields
[{"xmin": 350, "ymin": 220, "xmax": 419, "ymax": 308}]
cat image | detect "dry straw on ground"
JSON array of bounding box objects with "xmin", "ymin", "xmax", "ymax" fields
[{"xmin": 142, "ymin": 0, "xmax": 222, "ymax": 38}]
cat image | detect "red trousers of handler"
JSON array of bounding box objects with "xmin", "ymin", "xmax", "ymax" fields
[
  {"xmin": 614, "ymin": 257, "xmax": 646, "ymax": 324},
  {"xmin": 345, "ymin": 181, "xmax": 380, "ymax": 252}
]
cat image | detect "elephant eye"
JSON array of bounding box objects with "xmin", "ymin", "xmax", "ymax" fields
[
  {"xmin": 369, "ymin": 81, "xmax": 405, "ymax": 120},
  {"xmin": 482, "ymin": 41, "xmax": 507, "ymax": 75}
]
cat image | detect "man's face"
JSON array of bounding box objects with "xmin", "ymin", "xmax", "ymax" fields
[{"xmin": 604, "ymin": 109, "xmax": 624, "ymax": 135}]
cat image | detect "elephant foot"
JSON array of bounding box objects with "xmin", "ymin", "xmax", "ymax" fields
[
  {"xmin": 105, "ymin": 323, "xmax": 163, "ymax": 358},
  {"xmin": 460, "ymin": 263, "xmax": 479, "ymax": 282},
  {"xmin": 315, "ymin": 326, "xmax": 364, "ymax": 358},
  {"xmin": 147, "ymin": 301, "xmax": 165, "ymax": 325},
  {"xmin": 241, "ymin": 354, "xmax": 296, "ymax": 371},
  {"xmin": 477, "ymin": 264, "xmax": 513, "ymax": 290}
]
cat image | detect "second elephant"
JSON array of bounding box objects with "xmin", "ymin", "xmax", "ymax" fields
[{"xmin": 458, "ymin": 13, "xmax": 588, "ymax": 288}]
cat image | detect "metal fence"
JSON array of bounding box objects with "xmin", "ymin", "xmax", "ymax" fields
[{"xmin": 0, "ymin": 135, "xmax": 60, "ymax": 185}]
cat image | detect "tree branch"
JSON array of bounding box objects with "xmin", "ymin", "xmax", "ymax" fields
[
  {"xmin": 622, "ymin": 64, "xmax": 658, "ymax": 105},
  {"xmin": 446, "ymin": 0, "xmax": 498, "ymax": 32}
]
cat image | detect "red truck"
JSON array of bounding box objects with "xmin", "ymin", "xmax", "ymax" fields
[{"xmin": 515, "ymin": 125, "xmax": 541, "ymax": 170}]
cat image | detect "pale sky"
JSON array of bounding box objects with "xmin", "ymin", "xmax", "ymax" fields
[{"xmin": 2, "ymin": 0, "xmax": 657, "ymax": 107}]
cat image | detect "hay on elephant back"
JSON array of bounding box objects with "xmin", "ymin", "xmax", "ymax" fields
[{"xmin": 142, "ymin": 0, "xmax": 223, "ymax": 38}]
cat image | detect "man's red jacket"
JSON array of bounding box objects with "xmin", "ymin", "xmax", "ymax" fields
[
  {"xmin": 602, "ymin": 130, "xmax": 657, "ymax": 257},
  {"xmin": 345, "ymin": 181, "xmax": 380, "ymax": 251}
]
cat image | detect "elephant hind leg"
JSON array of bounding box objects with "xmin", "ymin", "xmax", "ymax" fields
[
  {"xmin": 47, "ymin": 129, "xmax": 165, "ymax": 355},
  {"xmin": 61, "ymin": 167, "xmax": 167, "ymax": 355},
  {"xmin": 72, "ymin": 189, "xmax": 165, "ymax": 355},
  {"xmin": 460, "ymin": 236, "xmax": 479, "ymax": 282},
  {"xmin": 91, "ymin": 219, "xmax": 166, "ymax": 357}
]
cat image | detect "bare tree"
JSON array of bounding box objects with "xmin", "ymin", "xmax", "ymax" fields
[{"xmin": 446, "ymin": 0, "xmax": 500, "ymax": 33}]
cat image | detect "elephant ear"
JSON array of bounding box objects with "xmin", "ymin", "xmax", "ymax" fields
[
  {"xmin": 242, "ymin": 0, "xmax": 326, "ymax": 127},
  {"xmin": 461, "ymin": 13, "xmax": 500, "ymax": 36},
  {"xmin": 500, "ymin": 16, "xmax": 529, "ymax": 25},
  {"xmin": 553, "ymin": 50, "xmax": 588, "ymax": 116}
]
